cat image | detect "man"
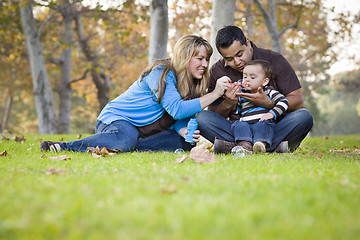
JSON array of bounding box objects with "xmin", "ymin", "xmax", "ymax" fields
[{"xmin": 196, "ymin": 25, "xmax": 313, "ymax": 153}]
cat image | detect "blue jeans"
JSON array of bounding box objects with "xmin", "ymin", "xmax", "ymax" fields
[
  {"xmin": 60, "ymin": 120, "xmax": 194, "ymax": 152},
  {"xmin": 231, "ymin": 120, "xmax": 275, "ymax": 150},
  {"xmin": 196, "ymin": 108, "xmax": 313, "ymax": 152}
]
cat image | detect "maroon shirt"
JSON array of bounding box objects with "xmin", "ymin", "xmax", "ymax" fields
[{"xmin": 209, "ymin": 41, "xmax": 301, "ymax": 121}]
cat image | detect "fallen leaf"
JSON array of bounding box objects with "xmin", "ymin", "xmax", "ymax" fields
[
  {"xmin": 1, "ymin": 136, "xmax": 9, "ymax": 141},
  {"xmin": 42, "ymin": 168, "xmax": 68, "ymax": 175},
  {"xmin": 91, "ymin": 152, "xmax": 102, "ymax": 158},
  {"xmin": 176, "ymin": 143, "xmax": 217, "ymax": 164},
  {"xmin": 330, "ymin": 148, "xmax": 350, "ymax": 153},
  {"xmin": 14, "ymin": 136, "xmax": 26, "ymax": 143},
  {"xmin": 0, "ymin": 150, "xmax": 9, "ymax": 157},
  {"xmin": 87, "ymin": 146, "xmax": 121, "ymax": 158},
  {"xmin": 190, "ymin": 143, "xmax": 217, "ymax": 163},
  {"xmin": 161, "ymin": 184, "xmax": 177, "ymax": 194},
  {"xmin": 48, "ymin": 155, "xmax": 71, "ymax": 161},
  {"xmin": 176, "ymin": 154, "xmax": 190, "ymax": 163}
]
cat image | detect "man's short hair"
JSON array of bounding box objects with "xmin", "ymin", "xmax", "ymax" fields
[{"xmin": 215, "ymin": 26, "xmax": 247, "ymax": 53}]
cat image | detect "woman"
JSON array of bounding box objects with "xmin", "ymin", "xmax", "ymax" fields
[{"xmin": 41, "ymin": 35, "xmax": 229, "ymax": 153}]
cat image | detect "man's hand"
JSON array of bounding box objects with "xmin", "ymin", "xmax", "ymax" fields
[
  {"xmin": 238, "ymin": 87, "xmax": 274, "ymax": 109},
  {"xmin": 224, "ymin": 82, "xmax": 241, "ymax": 103},
  {"xmin": 259, "ymin": 112, "xmax": 274, "ymax": 121}
]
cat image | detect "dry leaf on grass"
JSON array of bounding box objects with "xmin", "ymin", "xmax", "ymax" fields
[
  {"xmin": 330, "ymin": 146, "xmax": 360, "ymax": 155},
  {"xmin": 48, "ymin": 155, "xmax": 71, "ymax": 161},
  {"xmin": 14, "ymin": 136, "xmax": 26, "ymax": 143},
  {"xmin": 1, "ymin": 135, "xmax": 9, "ymax": 141},
  {"xmin": 161, "ymin": 184, "xmax": 177, "ymax": 194},
  {"xmin": 176, "ymin": 143, "xmax": 217, "ymax": 164},
  {"xmin": 42, "ymin": 168, "xmax": 68, "ymax": 175},
  {"xmin": 0, "ymin": 150, "xmax": 9, "ymax": 157},
  {"xmin": 87, "ymin": 146, "xmax": 122, "ymax": 158}
]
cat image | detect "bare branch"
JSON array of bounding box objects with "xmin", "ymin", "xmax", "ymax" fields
[
  {"xmin": 278, "ymin": 5, "xmax": 302, "ymax": 36},
  {"xmin": 38, "ymin": 9, "xmax": 60, "ymax": 36},
  {"xmin": 69, "ymin": 69, "xmax": 90, "ymax": 85}
]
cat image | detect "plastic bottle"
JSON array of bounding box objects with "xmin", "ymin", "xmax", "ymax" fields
[
  {"xmin": 231, "ymin": 146, "xmax": 248, "ymax": 158},
  {"xmin": 185, "ymin": 118, "xmax": 198, "ymax": 144}
]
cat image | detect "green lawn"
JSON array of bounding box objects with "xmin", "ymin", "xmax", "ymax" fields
[{"xmin": 0, "ymin": 134, "xmax": 359, "ymax": 240}]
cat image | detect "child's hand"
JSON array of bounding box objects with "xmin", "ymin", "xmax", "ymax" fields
[{"xmin": 259, "ymin": 112, "xmax": 274, "ymax": 121}]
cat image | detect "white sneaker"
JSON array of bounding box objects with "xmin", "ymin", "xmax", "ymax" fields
[{"xmin": 253, "ymin": 141, "xmax": 266, "ymax": 154}]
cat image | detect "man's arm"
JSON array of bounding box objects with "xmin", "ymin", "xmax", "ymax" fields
[
  {"xmin": 239, "ymin": 88, "xmax": 303, "ymax": 112},
  {"xmin": 285, "ymin": 88, "xmax": 303, "ymax": 111}
]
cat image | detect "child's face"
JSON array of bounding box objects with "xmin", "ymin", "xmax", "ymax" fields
[{"xmin": 243, "ymin": 64, "xmax": 269, "ymax": 93}]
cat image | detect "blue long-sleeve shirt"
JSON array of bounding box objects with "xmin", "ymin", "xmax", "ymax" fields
[{"xmin": 97, "ymin": 66, "xmax": 202, "ymax": 131}]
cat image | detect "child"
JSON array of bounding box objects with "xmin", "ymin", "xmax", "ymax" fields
[{"xmin": 231, "ymin": 59, "xmax": 289, "ymax": 153}]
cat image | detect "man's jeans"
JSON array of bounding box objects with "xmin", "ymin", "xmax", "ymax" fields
[
  {"xmin": 196, "ymin": 108, "xmax": 313, "ymax": 152},
  {"xmin": 231, "ymin": 120, "xmax": 275, "ymax": 150},
  {"xmin": 60, "ymin": 120, "xmax": 194, "ymax": 152}
]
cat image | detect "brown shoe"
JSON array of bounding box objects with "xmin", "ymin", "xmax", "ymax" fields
[
  {"xmin": 237, "ymin": 140, "xmax": 253, "ymax": 152},
  {"xmin": 213, "ymin": 138, "xmax": 236, "ymax": 154}
]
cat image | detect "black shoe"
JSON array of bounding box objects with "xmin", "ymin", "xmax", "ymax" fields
[
  {"xmin": 40, "ymin": 141, "xmax": 62, "ymax": 152},
  {"xmin": 213, "ymin": 138, "xmax": 236, "ymax": 154}
]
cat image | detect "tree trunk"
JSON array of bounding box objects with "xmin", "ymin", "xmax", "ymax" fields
[
  {"xmin": 19, "ymin": 0, "xmax": 56, "ymax": 134},
  {"xmin": 253, "ymin": 0, "xmax": 283, "ymax": 53},
  {"xmin": 0, "ymin": 89, "xmax": 13, "ymax": 133},
  {"xmin": 149, "ymin": 0, "xmax": 168, "ymax": 64},
  {"xmin": 74, "ymin": 10, "xmax": 111, "ymax": 112},
  {"xmin": 244, "ymin": 0, "xmax": 254, "ymax": 38},
  {"xmin": 210, "ymin": 0, "xmax": 236, "ymax": 67},
  {"xmin": 56, "ymin": 0, "xmax": 73, "ymax": 134}
]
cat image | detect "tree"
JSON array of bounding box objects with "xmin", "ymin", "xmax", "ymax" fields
[
  {"xmin": 210, "ymin": 0, "xmax": 236, "ymax": 66},
  {"xmin": 149, "ymin": 0, "xmax": 168, "ymax": 64},
  {"xmin": 252, "ymin": 0, "xmax": 301, "ymax": 54},
  {"xmin": 19, "ymin": 0, "xmax": 56, "ymax": 134},
  {"xmin": 46, "ymin": 0, "xmax": 74, "ymax": 134}
]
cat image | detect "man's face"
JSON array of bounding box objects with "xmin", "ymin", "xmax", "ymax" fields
[{"xmin": 219, "ymin": 39, "xmax": 253, "ymax": 72}]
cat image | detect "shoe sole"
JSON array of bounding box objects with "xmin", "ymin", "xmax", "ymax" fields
[{"xmin": 253, "ymin": 142, "xmax": 266, "ymax": 154}]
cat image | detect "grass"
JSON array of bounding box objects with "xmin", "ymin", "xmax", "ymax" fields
[{"xmin": 0, "ymin": 134, "xmax": 359, "ymax": 240}]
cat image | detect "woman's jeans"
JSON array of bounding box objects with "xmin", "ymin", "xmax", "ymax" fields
[
  {"xmin": 231, "ymin": 120, "xmax": 275, "ymax": 150},
  {"xmin": 196, "ymin": 108, "xmax": 313, "ymax": 152},
  {"xmin": 60, "ymin": 120, "xmax": 194, "ymax": 152}
]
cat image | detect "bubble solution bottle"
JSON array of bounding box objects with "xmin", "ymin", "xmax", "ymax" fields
[{"xmin": 185, "ymin": 118, "xmax": 198, "ymax": 144}]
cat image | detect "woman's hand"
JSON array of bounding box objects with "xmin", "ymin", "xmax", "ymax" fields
[
  {"xmin": 179, "ymin": 128, "xmax": 200, "ymax": 143},
  {"xmin": 213, "ymin": 76, "xmax": 231, "ymax": 98},
  {"xmin": 191, "ymin": 129, "xmax": 201, "ymax": 143}
]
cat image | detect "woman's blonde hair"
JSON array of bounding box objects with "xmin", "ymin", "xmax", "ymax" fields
[{"xmin": 140, "ymin": 35, "xmax": 213, "ymax": 103}]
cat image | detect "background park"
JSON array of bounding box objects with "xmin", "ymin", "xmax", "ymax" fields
[{"xmin": 0, "ymin": 0, "xmax": 359, "ymax": 239}]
